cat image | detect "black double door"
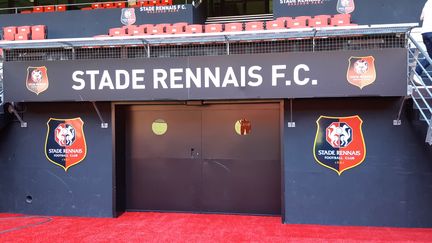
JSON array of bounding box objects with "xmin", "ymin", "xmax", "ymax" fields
[{"xmin": 125, "ymin": 103, "xmax": 281, "ymax": 215}]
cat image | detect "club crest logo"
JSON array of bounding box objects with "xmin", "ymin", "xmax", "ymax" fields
[
  {"xmin": 347, "ymin": 56, "xmax": 376, "ymax": 89},
  {"xmin": 121, "ymin": 8, "xmax": 136, "ymax": 26},
  {"xmin": 337, "ymin": 0, "xmax": 355, "ymax": 14},
  {"xmin": 45, "ymin": 118, "xmax": 87, "ymax": 171},
  {"xmin": 26, "ymin": 66, "xmax": 49, "ymax": 95},
  {"xmin": 313, "ymin": 115, "xmax": 366, "ymax": 175}
]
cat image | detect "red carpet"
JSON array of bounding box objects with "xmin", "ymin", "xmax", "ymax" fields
[{"xmin": 1, "ymin": 212, "xmax": 432, "ymax": 242}]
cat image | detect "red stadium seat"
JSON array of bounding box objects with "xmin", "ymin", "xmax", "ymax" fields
[
  {"xmin": 205, "ymin": 24, "xmax": 223, "ymax": 33},
  {"xmin": 140, "ymin": 1, "xmax": 152, "ymax": 6},
  {"xmin": 128, "ymin": 2, "xmax": 139, "ymax": 8},
  {"xmin": 245, "ymin": 22, "xmax": 264, "ymax": 31},
  {"xmin": 33, "ymin": 6, "xmax": 44, "ymax": 13},
  {"xmin": 276, "ymin": 17, "xmax": 292, "ymax": 27},
  {"xmin": 104, "ymin": 2, "xmax": 116, "ymax": 8},
  {"xmin": 3, "ymin": 26, "xmax": 17, "ymax": 41},
  {"xmin": 17, "ymin": 26, "xmax": 31, "ymax": 35},
  {"xmin": 146, "ymin": 24, "xmax": 169, "ymax": 35},
  {"xmin": 166, "ymin": 22, "xmax": 187, "ymax": 34},
  {"xmin": 224, "ymin": 23, "xmax": 243, "ymax": 32},
  {"xmin": 15, "ymin": 33, "xmax": 29, "ymax": 41},
  {"xmin": 185, "ymin": 25, "xmax": 203, "ymax": 34},
  {"xmin": 109, "ymin": 27, "xmax": 127, "ymax": 36},
  {"xmin": 44, "ymin": 6, "xmax": 55, "ymax": 12},
  {"xmin": 56, "ymin": 5, "xmax": 67, "ymax": 11},
  {"xmin": 266, "ymin": 20, "xmax": 285, "ymax": 30},
  {"xmin": 287, "ymin": 16, "xmax": 310, "ymax": 28},
  {"xmin": 92, "ymin": 3, "xmax": 104, "ymax": 9},
  {"xmin": 309, "ymin": 15, "xmax": 330, "ymax": 27},
  {"xmin": 151, "ymin": 0, "xmax": 159, "ymax": 6},
  {"xmin": 156, "ymin": 24, "xmax": 170, "ymax": 34},
  {"xmin": 160, "ymin": 0, "xmax": 173, "ymax": 5},
  {"xmin": 138, "ymin": 24, "xmax": 153, "ymax": 34},
  {"xmin": 127, "ymin": 25, "xmax": 145, "ymax": 35},
  {"xmin": 331, "ymin": 14, "xmax": 352, "ymax": 26},
  {"xmin": 116, "ymin": 2, "xmax": 126, "ymax": 8},
  {"xmin": 143, "ymin": 25, "xmax": 157, "ymax": 34},
  {"xmin": 31, "ymin": 25, "xmax": 46, "ymax": 40}
]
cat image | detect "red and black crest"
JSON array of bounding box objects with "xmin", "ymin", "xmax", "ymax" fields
[
  {"xmin": 45, "ymin": 118, "xmax": 87, "ymax": 171},
  {"xmin": 313, "ymin": 115, "xmax": 366, "ymax": 175},
  {"xmin": 121, "ymin": 8, "xmax": 136, "ymax": 26},
  {"xmin": 347, "ymin": 56, "xmax": 376, "ymax": 89},
  {"xmin": 337, "ymin": 0, "xmax": 355, "ymax": 14},
  {"xmin": 26, "ymin": 66, "xmax": 49, "ymax": 95},
  {"xmin": 239, "ymin": 118, "xmax": 251, "ymax": 135}
]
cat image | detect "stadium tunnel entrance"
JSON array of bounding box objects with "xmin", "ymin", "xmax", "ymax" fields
[{"xmin": 113, "ymin": 101, "xmax": 282, "ymax": 216}]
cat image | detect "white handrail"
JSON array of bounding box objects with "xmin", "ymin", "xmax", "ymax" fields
[{"xmin": 408, "ymin": 33, "xmax": 432, "ymax": 126}]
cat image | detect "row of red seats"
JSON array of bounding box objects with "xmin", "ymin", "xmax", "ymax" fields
[
  {"xmin": 2, "ymin": 25, "xmax": 46, "ymax": 41},
  {"xmin": 81, "ymin": 2, "xmax": 127, "ymax": 10},
  {"xmin": 276, "ymin": 14, "xmax": 355, "ymax": 28},
  {"xmin": 21, "ymin": 5, "xmax": 66, "ymax": 14},
  {"xmin": 128, "ymin": 0, "xmax": 173, "ymax": 7},
  {"xmin": 20, "ymin": 1, "xmax": 174, "ymax": 14},
  {"xmin": 82, "ymin": 0, "xmax": 172, "ymax": 10},
  {"xmin": 104, "ymin": 14, "xmax": 354, "ymax": 37}
]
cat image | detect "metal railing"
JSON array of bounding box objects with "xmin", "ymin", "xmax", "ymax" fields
[
  {"xmin": 0, "ymin": 62, "xmax": 3, "ymax": 107},
  {"xmin": 0, "ymin": 24, "xmax": 411, "ymax": 62},
  {"xmin": 407, "ymin": 33, "xmax": 432, "ymax": 144}
]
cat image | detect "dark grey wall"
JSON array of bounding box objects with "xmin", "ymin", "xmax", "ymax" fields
[
  {"xmin": 0, "ymin": 102, "xmax": 113, "ymax": 217},
  {"xmin": 283, "ymin": 98, "xmax": 432, "ymax": 227},
  {"xmin": 0, "ymin": 6, "xmax": 196, "ymax": 39}
]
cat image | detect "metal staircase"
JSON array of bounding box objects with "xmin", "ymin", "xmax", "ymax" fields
[{"xmin": 408, "ymin": 33, "xmax": 432, "ymax": 145}]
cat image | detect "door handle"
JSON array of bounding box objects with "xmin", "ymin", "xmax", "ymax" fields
[{"xmin": 190, "ymin": 148, "xmax": 199, "ymax": 158}]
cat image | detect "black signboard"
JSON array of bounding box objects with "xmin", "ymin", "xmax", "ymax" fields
[
  {"xmin": 4, "ymin": 49, "xmax": 407, "ymax": 102},
  {"xmin": 274, "ymin": 0, "xmax": 424, "ymax": 25}
]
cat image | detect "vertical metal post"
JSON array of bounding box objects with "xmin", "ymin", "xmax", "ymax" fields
[
  {"xmin": 147, "ymin": 43, "xmax": 150, "ymax": 58},
  {"xmin": 287, "ymin": 99, "xmax": 295, "ymax": 128},
  {"xmin": 225, "ymin": 36, "xmax": 230, "ymax": 55},
  {"xmin": 426, "ymin": 122, "xmax": 432, "ymax": 145},
  {"xmin": 71, "ymin": 47, "xmax": 76, "ymax": 60}
]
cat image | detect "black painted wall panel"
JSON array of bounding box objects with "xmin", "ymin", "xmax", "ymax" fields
[
  {"xmin": 283, "ymin": 98, "xmax": 432, "ymax": 227},
  {"xmin": 0, "ymin": 7, "xmax": 195, "ymax": 39},
  {"xmin": 0, "ymin": 102, "xmax": 113, "ymax": 217}
]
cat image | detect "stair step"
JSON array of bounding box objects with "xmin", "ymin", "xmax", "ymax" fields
[
  {"xmin": 414, "ymin": 99, "xmax": 432, "ymax": 110},
  {"xmin": 411, "ymin": 86, "xmax": 432, "ymax": 98},
  {"xmin": 419, "ymin": 115, "xmax": 431, "ymax": 122}
]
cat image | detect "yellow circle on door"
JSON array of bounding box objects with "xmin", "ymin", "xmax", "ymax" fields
[{"xmin": 152, "ymin": 119, "xmax": 168, "ymax": 136}]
